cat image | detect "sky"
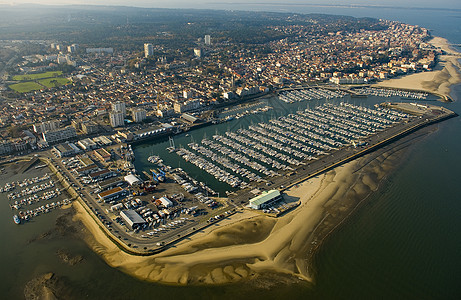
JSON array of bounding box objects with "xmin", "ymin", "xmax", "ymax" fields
[{"xmin": 1, "ymin": 0, "xmax": 460, "ymax": 9}]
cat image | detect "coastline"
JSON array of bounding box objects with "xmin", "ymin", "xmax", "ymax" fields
[
  {"xmin": 374, "ymin": 36, "xmax": 461, "ymax": 101},
  {"xmin": 70, "ymin": 35, "xmax": 461, "ymax": 286},
  {"xmin": 74, "ymin": 139, "xmax": 413, "ymax": 285}
]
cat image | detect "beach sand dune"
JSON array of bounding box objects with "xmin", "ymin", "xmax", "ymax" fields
[{"xmin": 74, "ymin": 147, "xmax": 402, "ymax": 285}]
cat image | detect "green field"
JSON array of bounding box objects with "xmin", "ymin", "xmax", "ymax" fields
[
  {"xmin": 38, "ymin": 77, "xmax": 72, "ymax": 88},
  {"xmin": 9, "ymin": 81, "xmax": 44, "ymax": 93},
  {"xmin": 12, "ymin": 71, "xmax": 63, "ymax": 81},
  {"xmin": 9, "ymin": 71, "xmax": 71, "ymax": 92}
]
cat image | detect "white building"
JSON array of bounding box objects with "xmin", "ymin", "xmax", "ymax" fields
[
  {"xmin": 77, "ymin": 138, "xmax": 97, "ymax": 150},
  {"xmin": 249, "ymin": 190, "xmax": 282, "ymax": 210},
  {"xmin": 144, "ymin": 43, "xmax": 153, "ymax": 58},
  {"xmin": 42, "ymin": 126, "xmax": 77, "ymax": 144},
  {"xmin": 194, "ymin": 48, "xmax": 202, "ymax": 58},
  {"xmin": 183, "ymin": 89, "xmax": 193, "ymax": 99},
  {"xmin": 173, "ymin": 99, "xmax": 202, "ymax": 113},
  {"xmin": 33, "ymin": 120, "xmax": 61, "ymax": 134},
  {"xmin": 132, "ymin": 108, "xmax": 147, "ymax": 123},
  {"xmin": 85, "ymin": 48, "xmax": 113, "ymax": 54},
  {"xmin": 158, "ymin": 196, "xmax": 173, "ymax": 208},
  {"xmin": 204, "ymin": 34, "xmax": 211, "ymax": 45},
  {"xmin": 111, "ymin": 101, "xmax": 126, "ymax": 117},
  {"xmin": 124, "ymin": 174, "xmax": 142, "ymax": 186},
  {"xmin": 109, "ymin": 111, "xmax": 124, "ymax": 127}
]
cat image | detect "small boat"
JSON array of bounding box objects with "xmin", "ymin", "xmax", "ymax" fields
[{"xmin": 13, "ymin": 215, "xmax": 21, "ymax": 225}]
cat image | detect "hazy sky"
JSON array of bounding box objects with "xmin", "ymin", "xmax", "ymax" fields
[{"xmin": 1, "ymin": 0, "xmax": 460, "ymax": 9}]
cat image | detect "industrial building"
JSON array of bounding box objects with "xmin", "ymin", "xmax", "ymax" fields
[
  {"xmin": 97, "ymin": 186, "xmax": 126, "ymax": 202},
  {"xmin": 124, "ymin": 174, "xmax": 142, "ymax": 186},
  {"xmin": 249, "ymin": 190, "xmax": 282, "ymax": 209},
  {"xmin": 75, "ymin": 164, "xmax": 99, "ymax": 176},
  {"xmin": 53, "ymin": 143, "xmax": 80, "ymax": 157},
  {"xmin": 89, "ymin": 169, "xmax": 115, "ymax": 181},
  {"xmin": 94, "ymin": 148, "xmax": 112, "ymax": 162},
  {"xmin": 98, "ymin": 177, "xmax": 124, "ymax": 190},
  {"xmin": 120, "ymin": 210, "xmax": 147, "ymax": 230},
  {"xmin": 156, "ymin": 196, "xmax": 173, "ymax": 208},
  {"xmin": 77, "ymin": 138, "xmax": 97, "ymax": 150}
]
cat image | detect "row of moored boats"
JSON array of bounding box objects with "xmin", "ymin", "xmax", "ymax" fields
[
  {"xmin": 0, "ymin": 173, "xmax": 51, "ymax": 193},
  {"xmin": 13, "ymin": 198, "xmax": 71, "ymax": 224},
  {"xmin": 278, "ymin": 88, "xmax": 347, "ymax": 103},
  {"xmin": 354, "ymin": 87, "xmax": 428, "ymax": 99},
  {"xmin": 174, "ymin": 102, "xmax": 411, "ymax": 188}
]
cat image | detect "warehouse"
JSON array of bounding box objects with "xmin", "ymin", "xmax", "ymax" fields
[
  {"xmin": 75, "ymin": 164, "xmax": 99, "ymax": 176},
  {"xmin": 156, "ymin": 196, "xmax": 173, "ymax": 208},
  {"xmin": 94, "ymin": 148, "xmax": 112, "ymax": 162},
  {"xmin": 249, "ymin": 190, "xmax": 282, "ymax": 209},
  {"xmin": 124, "ymin": 174, "xmax": 142, "ymax": 186},
  {"xmin": 89, "ymin": 169, "xmax": 115, "ymax": 181},
  {"xmin": 120, "ymin": 210, "xmax": 147, "ymax": 230},
  {"xmin": 98, "ymin": 177, "xmax": 124, "ymax": 190},
  {"xmin": 97, "ymin": 186, "xmax": 126, "ymax": 202}
]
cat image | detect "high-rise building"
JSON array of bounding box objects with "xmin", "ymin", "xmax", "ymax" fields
[
  {"xmin": 109, "ymin": 111, "xmax": 125, "ymax": 127},
  {"xmin": 144, "ymin": 43, "xmax": 153, "ymax": 58},
  {"xmin": 111, "ymin": 101, "xmax": 126, "ymax": 118},
  {"xmin": 132, "ymin": 108, "xmax": 147, "ymax": 123},
  {"xmin": 204, "ymin": 35, "xmax": 211, "ymax": 45}
]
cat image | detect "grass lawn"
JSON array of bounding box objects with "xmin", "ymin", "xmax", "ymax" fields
[
  {"xmin": 9, "ymin": 81, "xmax": 44, "ymax": 93},
  {"xmin": 38, "ymin": 77, "xmax": 72, "ymax": 88},
  {"xmin": 12, "ymin": 71, "xmax": 63, "ymax": 81}
]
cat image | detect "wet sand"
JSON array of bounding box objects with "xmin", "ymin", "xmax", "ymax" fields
[
  {"xmin": 374, "ymin": 36, "xmax": 461, "ymax": 100},
  {"xmin": 69, "ymin": 37, "xmax": 461, "ymax": 287},
  {"xmin": 74, "ymin": 144, "xmax": 404, "ymax": 285}
]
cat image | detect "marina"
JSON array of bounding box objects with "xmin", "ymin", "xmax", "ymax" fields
[
  {"xmin": 278, "ymin": 87, "xmax": 347, "ymax": 103},
  {"xmin": 173, "ymin": 102, "xmax": 411, "ymax": 189},
  {"xmin": 0, "ymin": 165, "xmax": 70, "ymax": 225},
  {"xmin": 353, "ymin": 87, "xmax": 429, "ymax": 99}
]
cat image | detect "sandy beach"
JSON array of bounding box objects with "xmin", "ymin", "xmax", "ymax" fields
[
  {"xmin": 71, "ymin": 35, "xmax": 461, "ymax": 286},
  {"xmin": 374, "ymin": 36, "xmax": 461, "ymax": 101},
  {"xmin": 74, "ymin": 142, "xmax": 406, "ymax": 285}
]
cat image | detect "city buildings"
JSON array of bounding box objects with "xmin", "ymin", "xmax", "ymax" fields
[
  {"xmin": 111, "ymin": 101, "xmax": 126, "ymax": 117},
  {"xmin": 144, "ymin": 43, "xmax": 153, "ymax": 58},
  {"xmin": 204, "ymin": 34, "xmax": 211, "ymax": 45},
  {"xmin": 131, "ymin": 108, "xmax": 147, "ymax": 123},
  {"xmin": 33, "ymin": 120, "xmax": 61, "ymax": 134},
  {"xmin": 109, "ymin": 111, "xmax": 125, "ymax": 127},
  {"xmin": 173, "ymin": 99, "xmax": 202, "ymax": 113},
  {"xmin": 42, "ymin": 126, "xmax": 77, "ymax": 144}
]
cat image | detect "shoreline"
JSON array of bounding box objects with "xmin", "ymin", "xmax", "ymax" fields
[
  {"xmin": 74, "ymin": 130, "xmax": 423, "ymax": 285},
  {"xmin": 70, "ymin": 34, "xmax": 461, "ymax": 286},
  {"xmin": 373, "ymin": 36, "xmax": 461, "ymax": 101}
]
